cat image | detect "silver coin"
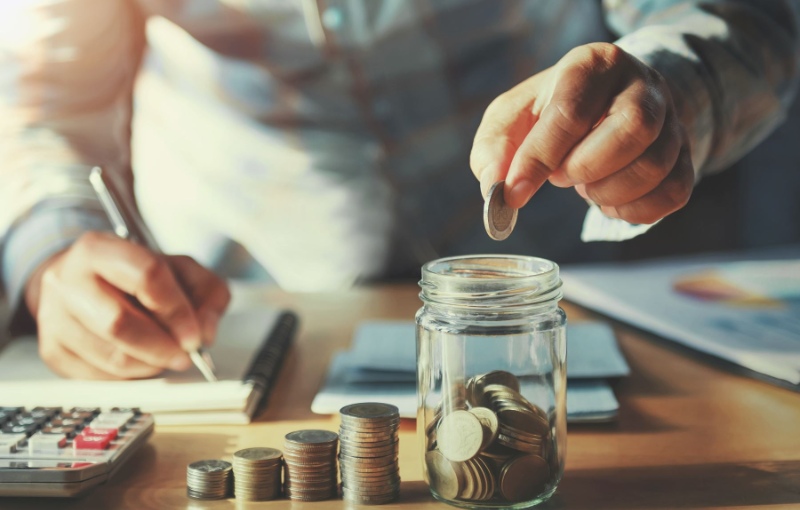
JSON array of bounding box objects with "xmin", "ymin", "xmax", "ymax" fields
[
  {"xmin": 233, "ymin": 447, "xmax": 283, "ymax": 462},
  {"xmin": 187, "ymin": 459, "xmax": 232, "ymax": 473},
  {"xmin": 340, "ymin": 403, "xmax": 399, "ymax": 421},
  {"xmin": 483, "ymin": 181, "xmax": 518, "ymax": 241},
  {"xmin": 285, "ymin": 429, "xmax": 339, "ymax": 445}
]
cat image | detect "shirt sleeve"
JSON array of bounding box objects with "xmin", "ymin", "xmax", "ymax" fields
[
  {"xmin": 0, "ymin": 0, "xmax": 144, "ymax": 325},
  {"xmin": 603, "ymin": 0, "xmax": 800, "ymax": 176}
]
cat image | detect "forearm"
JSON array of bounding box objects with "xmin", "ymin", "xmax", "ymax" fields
[
  {"xmin": 606, "ymin": 0, "xmax": 800, "ymax": 176},
  {"xmin": 0, "ymin": 0, "xmax": 144, "ymax": 326}
]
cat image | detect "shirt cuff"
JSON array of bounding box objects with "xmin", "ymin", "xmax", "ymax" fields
[{"xmin": 2, "ymin": 206, "xmax": 113, "ymax": 334}]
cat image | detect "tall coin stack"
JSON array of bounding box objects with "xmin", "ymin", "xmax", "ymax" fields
[
  {"xmin": 283, "ymin": 430, "xmax": 340, "ymax": 501},
  {"xmin": 186, "ymin": 459, "xmax": 232, "ymax": 500},
  {"xmin": 339, "ymin": 403, "xmax": 401, "ymax": 505},
  {"xmin": 232, "ymin": 447, "xmax": 283, "ymax": 501}
]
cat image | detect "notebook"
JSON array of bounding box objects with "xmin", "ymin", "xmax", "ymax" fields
[
  {"xmin": 311, "ymin": 321, "xmax": 628, "ymax": 423},
  {"xmin": 0, "ymin": 308, "xmax": 297, "ymax": 425},
  {"xmin": 561, "ymin": 247, "xmax": 800, "ymax": 389}
]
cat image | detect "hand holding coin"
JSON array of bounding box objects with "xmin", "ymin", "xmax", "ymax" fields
[{"xmin": 484, "ymin": 181, "xmax": 518, "ymax": 241}]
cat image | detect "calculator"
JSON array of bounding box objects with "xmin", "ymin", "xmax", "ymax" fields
[{"xmin": 0, "ymin": 407, "xmax": 154, "ymax": 497}]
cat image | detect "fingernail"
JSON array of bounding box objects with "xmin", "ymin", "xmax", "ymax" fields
[
  {"xmin": 170, "ymin": 354, "xmax": 191, "ymax": 371},
  {"xmin": 575, "ymin": 184, "xmax": 589, "ymax": 200},
  {"xmin": 506, "ymin": 179, "xmax": 537, "ymax": 209},
  {"xmin": 176, "ymin": 321, "xmax": 202, "ymax": 350},
  {"xmin": 479, "ymin": 166, "xmax": 501, "ymax": 197}
]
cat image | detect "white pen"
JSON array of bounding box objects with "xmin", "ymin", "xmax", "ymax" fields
[{"xmin": 89, "ymin": 166, "xmax": 218, "ymax": 382}]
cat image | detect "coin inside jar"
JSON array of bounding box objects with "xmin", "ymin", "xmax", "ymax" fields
[
  {"xmin": 483, "ymin": 181, "xmax": 518, "ymax": 241},
  {"xmin": 437, "ymin": 410, "xmax": 484, "ymax": 462}
]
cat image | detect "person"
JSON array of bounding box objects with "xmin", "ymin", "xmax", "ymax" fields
[{"xmin": 0, "ymin": 1, "xmax": 797, "ymax": 380}]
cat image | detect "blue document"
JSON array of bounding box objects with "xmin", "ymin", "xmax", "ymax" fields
[{"xmin": 311, "ymin": 321, "xmax": 626, "ymax": 422}]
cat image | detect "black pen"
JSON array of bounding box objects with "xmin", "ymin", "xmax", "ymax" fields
[{"xmin": 89, "ymin": 166, "xmax": 218, "ymax": 382}]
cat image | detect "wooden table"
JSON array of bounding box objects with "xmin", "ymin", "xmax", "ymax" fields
[{"xmin": 4, "ymin": 284, "xmax": 800, "ymax": 510}]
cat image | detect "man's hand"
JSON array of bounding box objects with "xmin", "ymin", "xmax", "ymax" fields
[
  {"xmin": 470, "ymin": 42, "xmax": 694, "ymax": 225},
  {"xmin": 24, "ymin": 232, "xmax": 231, "ymax": 380}
]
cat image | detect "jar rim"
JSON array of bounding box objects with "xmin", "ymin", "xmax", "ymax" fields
[{"xmin": 420, "ymin": 254, "xmax": 562, "ymax": 308}]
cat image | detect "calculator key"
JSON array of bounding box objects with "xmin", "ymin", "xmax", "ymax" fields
[
  {"xmin": 111, "ymin": 407, "xmax": 141, "ymax": 416},
  {"xmin": 49, "ymin": 418, "xmax": 78, "ymax": 428},
  {"xmin": 41, "ymin": 425, "xmax": 77, "ymax": 437},
  {"xmin": 16, "ymin": 414, "xmax": 48, "ymax": 426},
  {"xmin": 2, "ymin": 423, "xmax": 37, "ymax": 436},
  {"xmin": 81, "ymin": 427, "xmax": 118, "ymax": 440},
  {"xmin": 92, "ymin": 412, "xmax": 133, "ymax": 429},
  {"xmin": 31, "ymin": 407, "xmax": 61, "ymax": 419},
  {"xmin": 69, "ymin": 407, "xmax": 101, "ymax": 415},
  {"xmin": 0, "ymin": 433, "xmax": 27, "ymax": 453},
  {"xmin": 28, "ymin": 434, "xmax": 67, "ymax": 454},
  {"xmin": 0, "ymin": 412, "xmax": 11, "ymax": 425},
  {"xmin": 73, "ymin": 434, "xmax": 111, "ymax": 450}
]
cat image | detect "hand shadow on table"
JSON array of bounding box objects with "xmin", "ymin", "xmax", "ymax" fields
[{"xmin": 540, "ymin": 460, "xmax": 800, "ymax": 509}]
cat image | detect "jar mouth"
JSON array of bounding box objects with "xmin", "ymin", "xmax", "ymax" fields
[{"xmin": 420, "ymin": 254, "xmax": 562, "ymax": 308}]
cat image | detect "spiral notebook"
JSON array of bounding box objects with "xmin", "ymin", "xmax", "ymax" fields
[{"xmin": 0, "ymin": 309, "xmax": 297, "ymax": 425}]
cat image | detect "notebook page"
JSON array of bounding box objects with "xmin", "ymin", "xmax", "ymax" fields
[{"xmin": 0, "ymin": 308, "xmax": 279, "ymax": 412}]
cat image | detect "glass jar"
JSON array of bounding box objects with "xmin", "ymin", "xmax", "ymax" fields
[{"xmin": 416, "ymin": 255, "xmax": 567, "ymax": 509}]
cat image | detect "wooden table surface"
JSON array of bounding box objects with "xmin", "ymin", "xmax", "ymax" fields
[{"xmin": 4, "ymin": 284, "xmax": 800, "ymax": 510}]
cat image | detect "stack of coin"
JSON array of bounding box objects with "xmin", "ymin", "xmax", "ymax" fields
[
  {"xmin": 283, "ymin": 430, "xmax": 339, "ymax": 501},
  {"xmin": 232, "ymin": 447, "xmax": 283, "ymax": 501},
  {"xmin": 339, "ymin": 403, "xmax": 401, "ymax": 505},
  {"xmin": 425, "ymin": 371, "xmax": 554, "ymax": 504},
  {"xmin": 186, "ymin": 459, "xmax": 233, "ymax": 500}
]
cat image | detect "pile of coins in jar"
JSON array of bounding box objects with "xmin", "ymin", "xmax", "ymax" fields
[
  {"xmin": 424, "ymin": 370, "xmax": 557, "ymax": 503},
  {"xmin": 186, "ymin": 403, "xmax": 400, "ymax": 504}
]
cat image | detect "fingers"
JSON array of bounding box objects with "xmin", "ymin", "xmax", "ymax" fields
[
  {"xmin": 39, "ymin": 342, "xmax": 123, "ymax": 380},
  {"xmin": 59, "ymin": 272, "xmax": 192, "ymax": 370},
  {"xmin": 555, "ymin": 71, "xmax": 667, "ymax": 187},
  {"xmin": 470, "ymin": 77, "xmax": 541, "ymax": 196},
  {"xmin": 601, "ymin": 144, "xmax": 694, "ymax": 225},
  {"xmin": 504, "ymin": 45, "xmax": 628, "ymax": 208},
  {"xmin": 168, "ymin": 255, "xmax": 231, "ymax": 346},
  {"xmin": 70, "ymin": 232, "xmax": 202, "ymax": 349},
  {"xmin": 45, "ymin": 309, "xmax": 163, "ymax": 379},
  {"xmin": 579, "ymin": 115, "xmax": 682, "ymax": 207}
]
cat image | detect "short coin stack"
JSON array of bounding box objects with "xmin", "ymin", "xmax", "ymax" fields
[
  {"xmin": 283, "ymin": 430, "xmax": 339, "ymax": 501},
  {"xmin": 186, "ymin": 459, "xmax": 232, "ymax": 500},
  {"xmin": 425, "ymin": 371, "xmax": 555, "ymax": 504},
  {"xmin": 339, "ymin": 403, "xmax": 401, "ymax": 505},
  {"xmin": 232, "ymin": 447, "xmax": 283, "ymax": 501}
]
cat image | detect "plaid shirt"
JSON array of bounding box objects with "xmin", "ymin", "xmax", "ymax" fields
[{"xmin": 1, "ymin": 0, "xmax": 798, "ymax": 311}]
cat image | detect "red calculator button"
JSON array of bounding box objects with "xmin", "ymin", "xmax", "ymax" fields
[
  {"xmin": 73, "ymin": 435, "xmax": 111, "ymax": 450},
  {"xmin": 81, "ymin": 427, "xmax": 118, "ymax": 440}
]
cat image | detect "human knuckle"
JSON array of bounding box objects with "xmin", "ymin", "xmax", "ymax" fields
[
  {"xmin": 547, "ymin": 100, "xmax": 593, "ymax": 136},
  {"xmin": 664, "ymin": 174, "xmax": 693, "ymax": 208},
  {"xmin": 139, "ymin": 256, "xmax": 169, "ymax": 291},
  {"xmin": 621, "ymin": 103, "xmax": 662, "ymax": 145}
]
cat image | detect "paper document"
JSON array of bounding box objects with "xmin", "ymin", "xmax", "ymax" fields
[
  {"xmin": 561, "ymin": 248, "xmax": 800, "ymax": 387},
  {"xmin": 0, "ymin": 309, "xmax": 282, "ymax": 425},
  {"xmin": 312, "ymin": 321, "xmax": 627, "ymax": 422}
]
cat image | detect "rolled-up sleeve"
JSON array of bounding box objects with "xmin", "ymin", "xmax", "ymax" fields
[
  {"xmin": 0, "ymin": 0, "xmax": 144, "ymax": 320},
  {"xmin": 604, "ymin": 0, "xmax": 800, "ymax": 176}
]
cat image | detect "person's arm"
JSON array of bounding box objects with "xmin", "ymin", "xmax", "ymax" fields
[
  {"xmin": 605, "ymin": 0, "xmax": 800, "ymax": 176},
  {"xmin": 470, "ymin": 0, "xmax": 799, "ymax": 225},
  {"xmin": 0, "ymin": 1, "xmax": 230, "ymax": 379},
  {"xmin": 0, "ymin": 0, "xmax": 144, "ymax": 324}
]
